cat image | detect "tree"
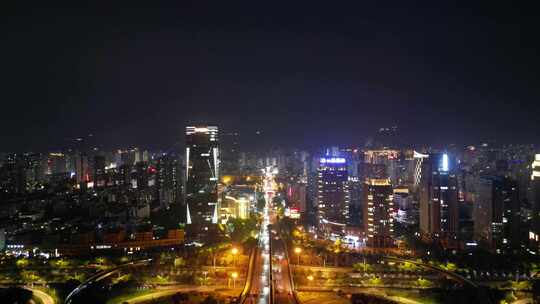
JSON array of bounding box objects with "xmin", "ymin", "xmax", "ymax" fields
[
  {"xmin": 112, "ymin": 274, "xmax": 132, "ymax": 285},
  {"xmin": 330, "ymin": 239, "xmax": 343, "ymax": 266},
  {"xmin": 202, "ymin": 242, "xmax": 230, "ymax": 270},
  {"xmin": 119, "ymin": 256, "xmax": 130, "ymax": 264},
  {"xmin": 353, "ymin": 262, "xmax": 372, "ymax": 272},
  {"xmin": 16, "ymin": 258, "xmax": 29, "ymax": 268},
  {"xmin": 243, "ymin": 237, "xmax": 258, "ymax": 251},
  {"xmin": 174, "ymin": 257, "xmax": 187, "ymax": 268},
  {"xmin": 367, "ymin": 276, "xmax": 382, "ymax": 286},
  {"xmin": 313, "ymin": 242, "xmax": 329, "ymax": 268},
  {"xmin": 226, "ymin": 218, "xmax": 258, "ymax": 244},
  {"xmin": 151, "ymin": 274, "xmax": 170, "ymax": 285},
  {"xmin": 160, "ymin": 252, "xmax": 176, "ymax": 264},
  {"xmin": 398, "ymin": 262, "xmax": 417, "ymax": 272},
  {"xmin": 65, "ymin": 272, "xmax": 86, "ymax": 282},
  {"xmin": 195, "ymin": 272, "xmax": 213, "ymax": 286},
  {"xmin": 510, "ymin": 280, "xmax": 531, "ymax": 290},
  {"xmin": 52, "ymin": 258, "xmax": 70, "ymax": 268},
  {"xmin": 21, "ymin": 271, "xmax": 41, "ymax": 286},
  {"xmin": 257, "ymin": 198, "xmax": 265, "ymax": 211},
  {"xmin": 94, "ymin": 257, "xmax": 107, "ymax": 266},
  {"xmin": 440, "ymin": 261, "xmax": 457, "ymax": 271},
  {"xmin": 416, "ymin": 277, "xmax": 433, "ymax": 288}
]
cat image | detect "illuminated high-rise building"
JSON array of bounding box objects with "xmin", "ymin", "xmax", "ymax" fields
[
  {"xmin": 75, "ymin": 153, "xmax": 90, "ymax": 186},
  {"xmin": 185, "ymin": 126, "xmax": 220, "ymax": 232},
  {"xmin": 529, "ymin": 154, "xmax": 540, "ymax": 254},
  {"xmin": 316, "ymin": 157, "xmax": 349, "ymax": 230},
  {"xmin": 348, "ymin": 176, "xmax": 363, "ymax": 226},
  {"xmin": 47, "ymin": 152, "xmax": 68, "ymax": 175},
  {"xmin": 473, "ymin": 175, "xmax": 519, "ymax": 251},
  {"xmin": 413, "ymin": 151, "xmax": 430, "ymax": 189},
  {"xmin": 287, "ymin": 183, "xmax": 307, "ymax": 213},
  {"xmin": 419, "ymin": 153, "xmax": 459, "ymax": 244},
  {"xmin": 156, "ymin": 154, "xmax": 181, "ymax": 209},
  {"xmin": 363, "ymin": 178, "xmax": 394, "ymax": 247},
  {"xmin": 363, "ymin": 149, "xmax": 400, "ymax": 185},
  {"xmin": 93, "ymin": 155, "xmax": 106, "ymax": 187}
]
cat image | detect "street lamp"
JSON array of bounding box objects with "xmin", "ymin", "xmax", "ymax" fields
[
  {"xmin": 201, "ymin": 271, "xmax": 208, "ymax": 286},
  {"xmin": 306, "ymin": 275, "xmax": 314, "ymax": 287},
  {"xmin": 294, "ymin": 247, "xmax": 302, "ymax": 265},
  {"xmin": 231, "ymin": 272, "xmax": 238, "ymax": 288},
  {"xmin": 231, "ymin": 247, "xmax": 239, "ymax": 266}
]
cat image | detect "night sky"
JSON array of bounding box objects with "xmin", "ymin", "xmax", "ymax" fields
[{"xmin": 2, "ymin": 2, "xmax": 539, "ymax": 151}]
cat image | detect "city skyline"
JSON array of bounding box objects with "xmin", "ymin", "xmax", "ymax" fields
[
  {"xmin": 1, "ymin": 124, "xmax": 540, "ymax": 303},
  {"xmin": 2, "ymin": 2, "xmax": 540, "ymax": 151},
  {"xmin": 2, "ymin": 2, "xmax": 540, "ymax": 304}
]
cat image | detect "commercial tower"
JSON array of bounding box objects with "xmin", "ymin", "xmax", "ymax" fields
[
  {"xmin": 530, "ymin": 154, "xmax": 540, "ymax": 254},
  {"xmin": 75, "ymin": 152, "xmax": 90, "ymax": 186},
  {"xmin": 185, "ymin": 126, "xmax": 220, "ymax": 234},
  {"xmin": 157, "ymin": 154, "xmax": 181, "ymax": 209},
  {"xmin": 363, "ymin": 178, "xmax": 394, "ymax": 247},
  {"xmin": 473, "ymin": 176, "xmax": 519, "ymax": 251},
  {"xmin": 419, "ymin": 153, "xmax": 459, "ymax": 245},
  {"xmin": 363, "ymin": 149, "xmax": 400, "ymax": 185},
  {"xmin": 316, "ymin": 157, "xmax": 350, "ymax": 232}
]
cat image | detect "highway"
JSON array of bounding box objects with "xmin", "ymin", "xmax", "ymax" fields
[
  {"xmin": 383, "ymin": 256, "xmax": 478, "ymax": 288},
  {"xmin": 240, "ymin": 168, "xmax": 273, "ymax": 304},
  {"xmin": 23, "ymin": 287, "xmax": 55, "ymax": 304},
  {"xmin": 111, "ymin": 285, "xmax": 237, "ymax": 304},
  {"xmin": 264, "ymin": 166, "xmax": 298, "ymax": 304},
  {"xmin": 243, "ymin": 246, "xmax": 270, "ymax": 304},
  {"xmin": 271, "ymin": 236, "xmax": 297, "ymax": 304},
  {"xmin": 65, "ymin": 259, "xmax": 152, "ymax": 304}
]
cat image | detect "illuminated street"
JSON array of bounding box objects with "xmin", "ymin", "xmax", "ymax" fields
[
  {"xmin": 271, "ymin": 237, "xmax": 297, "ymax": 304},
  {"xmin": 265, "ymin": 167, "xmax": 298, "ymax": 304},
  {"xmin": 240, "ymin": 167, "xmax": 274, "ymax": 304},
  {"xmin": 24, "ymin": 287, "xmax": 55, "ymax": 304}
]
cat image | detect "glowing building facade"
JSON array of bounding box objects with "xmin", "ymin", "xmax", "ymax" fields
[
  {"xmin": 157, "ymin": 154, "xmax": 181, "ymax": 209},
  {"xmin": 529, "ymin": 154, "xmax": 540, "ymax": 254},
  {"xmin": 363, "ymin": 178, "xmax": 394, "ymax": 247},
  {"xmin": 316, "ymin": 157, "xmax": 350, "ymax": 229},
  {"xmin": 185, "ymin": 126, "xmax": 220, "ymax": 232},
  {"xmin": 419, "ymin": 153, "xmax": 459, "ymax": 244},
  {"xmin": 473, "ymin": 175, "xmax": 519, "ymax": 251}
]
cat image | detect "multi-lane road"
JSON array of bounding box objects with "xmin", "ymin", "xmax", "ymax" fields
[
  {"xmin": 22, "ymin": 287, "xmax": 55, "ymax": 304},
  {"xmin": 271, "ymin": 235, "xmax": 297, "ymax": 304},
  {"xmin": 65, "ymin": 259, "xmax": 153, "ymax": 304},
  {"xmin": 240, "ymin": 169, "xmax": 273, "ymax": 304},
  {"xmin": 241, "ymin": 166, "xmax": 298, "ymax": 304},
  {"xmin": 242, "ymin": 246, "xmax": 271, "ymax": 304}
]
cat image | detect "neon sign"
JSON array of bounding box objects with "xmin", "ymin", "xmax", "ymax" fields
[{"xmin": 320, "ymin": 157, "xmax": 346, "ymax": 164}]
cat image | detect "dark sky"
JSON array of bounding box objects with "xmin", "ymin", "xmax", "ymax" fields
[{"xmin": 2, "ymin": 2, "xmax": 539, "ymax": 151}]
